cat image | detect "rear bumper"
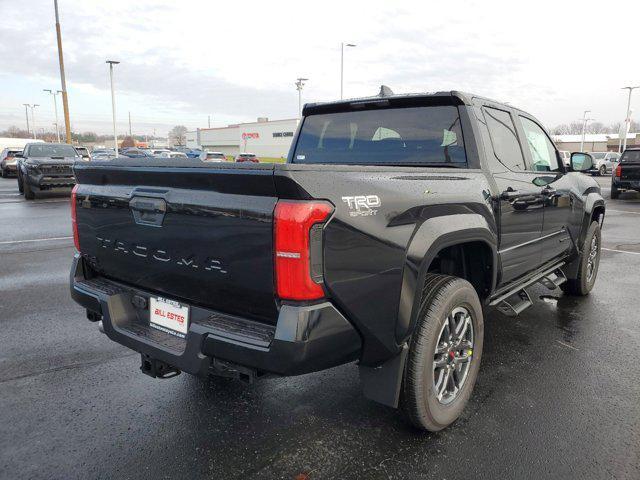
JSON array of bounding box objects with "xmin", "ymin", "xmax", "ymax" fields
[
  {"xmin": 69, "ymin": 255, "xmax": 361, "ymax": 377},
  {"xmin": 612, "ymin": 179, "xmax": 640, "ymax": 191}
]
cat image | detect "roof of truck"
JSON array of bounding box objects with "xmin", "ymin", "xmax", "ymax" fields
[{"xmin": 302, "ymin": 89, "xmax": 516, "ymax": 115}]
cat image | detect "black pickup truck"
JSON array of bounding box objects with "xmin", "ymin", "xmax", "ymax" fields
[
  {"xmin": 611, "ymin": 148, "xmax": 640, "ymax": 199},
  {"xmin": 17, "ymin": 142, "xmax": 78, "ymax": 199},
  {"xmin": 69, "ymin": 90, "xmax": 604, "ymax": 431}
]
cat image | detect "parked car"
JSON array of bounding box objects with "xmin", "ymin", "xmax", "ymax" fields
[
  {"xmin": 611, "ymin": 148, "xmax": 640, "ymax": 199},
  {"xmin": 0, "ymin": 148, "xmax": 23, "ymax": 177},
  {"xmin": 75, "ymin": 146, "xmax": 91, "ymax": 161},
  {"xmin": 120, "ymin": 148, "xmax": 151, "ymax": 158},
  {"xmin": 91, "ymin": 152, "xmax": 117, "ymax": 161},
  {"xmin": 235, "ymin": 152, "xmax": 259, "ymax": 163},
  {"xmin": 200, "ymin": 151, "xmax": 227, "ymax": 162},
  {"xmin": 17, "ymin": 142, "xmax": 78, "ymax": 199},
  {"xmin": 173, "ymin": 147, "xmax": 203, "ymax": 158},
  {"xmin": 587, "ymin": 151, "xmax": 620, "ymax": 176},
  {"xmin": 159, "ymin": 151, "xmax": 188, "ymax": 159},
  {"xmin": 69, "ymin": 90, "xmax": 603, "ymax": 432},
  {"xmin": 150, "ymin": 149, "xmax": 171, "ymax": 156}
]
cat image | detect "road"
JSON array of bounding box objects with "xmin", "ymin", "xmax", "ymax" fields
[{"xmin": 1, "ymin": 176, "xmax": 639, "ymax": 480}]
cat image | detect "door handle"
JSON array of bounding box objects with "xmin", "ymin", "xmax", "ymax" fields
[{"xmin": 500, "ymin": 187, "xmax": 519, "ymax": 201}]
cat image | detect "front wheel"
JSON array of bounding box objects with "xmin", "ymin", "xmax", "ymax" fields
[
  {"xmin": 599, "ymin": 165, "xmax": 606, "ymax": 176},
  {"xmin": 561, "ymin": 221, "xmax": 601, "ymax": 296},
  {"xmin": 23, "ymin": 177, "xmax": 35, "ymax": 200},
  {"xmin": 17, "ymin": 173, "xmax": 23, "ymax": 193},
  {"xmin": 401, "ymin": 274, "xmax": 483, "ymax": 431}
]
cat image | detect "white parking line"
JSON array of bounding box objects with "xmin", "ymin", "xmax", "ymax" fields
[
  {"xmin": 0, "ymin": 236, "xmax": 72, "ymax": 245},
  {"xmin": 607, "ymin": 209, "xmax": 640, "ymax": 215},
  {"xmin": 601, "ymin": 247, "xmax": 640, "ymax": 256}
]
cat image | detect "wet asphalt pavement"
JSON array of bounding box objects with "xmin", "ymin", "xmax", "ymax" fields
[{"xmin": 1, "ymin": 176, "xmax": 639, "ymax": 480}]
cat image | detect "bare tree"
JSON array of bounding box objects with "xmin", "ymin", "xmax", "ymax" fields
[{"xmin": 169, "ymin": 125, "xmax": 188, "ymax": 146}]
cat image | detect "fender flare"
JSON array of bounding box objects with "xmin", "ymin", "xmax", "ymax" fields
[{"xmin": 395, "ymin": 213, "xmax": 497, "ymax": 345}]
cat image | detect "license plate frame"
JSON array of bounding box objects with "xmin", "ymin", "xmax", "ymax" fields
[{"xmin": 149, "ymin": 296, "xmax": 190, "ymax": 338}]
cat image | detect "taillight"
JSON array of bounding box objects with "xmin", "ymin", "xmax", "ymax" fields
[
  {"xmin": 274, "ymin": 200, "xmax": 333, "ymax": 300},
  {"xmin": 615, "ymin": 165, "xmax": 622, "ymax": 178},
  {"xmin": 71, "ymin": 184, "xmax": 80, "ymax": 251}
]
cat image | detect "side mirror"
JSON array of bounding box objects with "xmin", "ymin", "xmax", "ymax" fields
[{"xmin": 570, "ymin": 152, "xmax": 593, "ymax": 171}]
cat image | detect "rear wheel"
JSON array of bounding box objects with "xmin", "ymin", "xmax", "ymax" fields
[
  {"xmin": 599, "ymin": 165, "xmax": 606, "ymax": 176},
  {"xmin": 611, "ymin": 183, "xmax": 620, "ymax": 199},
  {"xmin": 401, "ymin": 274, "xmax": 483, "ymax": 431},
  {"xmin": 561, "ymin": 221, "xmax": 601, "ymax": 296}
]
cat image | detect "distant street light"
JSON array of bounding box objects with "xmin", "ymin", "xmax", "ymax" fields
[
  {"xmin": 106, "ymin": 60, "xmax": 120, "ymax": 156},
  {"xmin": 580, "ymin": 110, "xmax": 594, "ymax": 152},
  {"xmin": 43, "ymin": 89, "xmax": 63, "ymax": 142},
  {"xmin": 620, "ymin": 86, "xmax": 640, "ymax": 153},
  {"xmin": 340, "ymin": 42, "xmax": 356, "ymax": 99},
  {"xmin": 295, "ymin": 77, "xmax": 308, "ymax": 118}
]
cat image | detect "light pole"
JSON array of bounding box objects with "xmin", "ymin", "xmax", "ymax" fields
[
  {"xmin": 620, "ymin": 86, "xmax": 640, "ymax": 153},
  {"xmin": 54, "ymin": 0, "xmax": 72, "ymax": 143},
  {"xmin": 580, "ymin": 110, "xmax": 593, "ymax": 152},
  {"xmin": 43, "ymin": 89, "xmax": 62, "ymax": 142},
  {"xmin": 23, "ymin": 104, "xmax": 31, "ymax": 134},
  {"xmin": 340, "ymin": 42, "xmax": 356, "ymax": 99},
  {"xmin": 295, "ymin": 77, "xmax": 308, "ymax": 118},
  {"xmin": 30, "ymin": 104, "xmax": 39, "ymax": 139},
  {"xmin": 106, "ymin": 60, "xmax": 120, "ymax": 156}
]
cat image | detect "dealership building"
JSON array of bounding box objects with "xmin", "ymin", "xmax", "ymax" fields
[{"xmin": 186, "ymin": 118, "xmax": 299, "ymax": 159}]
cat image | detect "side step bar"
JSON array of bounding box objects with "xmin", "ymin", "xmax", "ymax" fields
[{"xmin": 490, "ymin": 263, "xmax": 566, "ymax": 317}]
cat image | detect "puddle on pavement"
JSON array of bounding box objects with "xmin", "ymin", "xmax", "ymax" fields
[{"xmin": 539, "ymin": 295, "xmax": 559, "ymax": 306}]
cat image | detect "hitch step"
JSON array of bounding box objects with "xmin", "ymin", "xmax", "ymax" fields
[
  {"xmin": 538, "ymin": 269, "xmax": 567, "ymax": 290},
  {"xmin": 496, "ymin": 289, "xmax": 533, "ymax": 317},
  {"xmin": 140, "ymin": 354, "xmax": 181, "ymax": 379}
]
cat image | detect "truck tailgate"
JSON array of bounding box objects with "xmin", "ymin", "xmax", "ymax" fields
[
  {"xmin": 73, "ymin": 161, "xmax": 279, "ymax": 323},
  {"xmin": 620, "ymin": 162, "xmax": 640, "ymax": 181}
]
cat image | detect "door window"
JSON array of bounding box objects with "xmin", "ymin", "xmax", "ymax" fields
[
  {"xmin": 484, "ymin": 107, "xmax": 526, "ymax": 171},
  {"xmin": 519, "ymin": 117, "xmax": 560, "ymax": 172}
]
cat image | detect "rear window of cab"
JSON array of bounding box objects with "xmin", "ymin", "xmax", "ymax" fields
[{"xmin": 293, "ymin": 106, "xmax": 467, "ymax": 167}]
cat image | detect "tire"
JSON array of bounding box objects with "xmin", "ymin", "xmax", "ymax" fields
[
  {"xmin": 401, "ymin": 274, "xmax": 484, "ymax": 432},
  {"xmin": 1, "ymin": 168, "xmax": 6, "ymax": 178},
  {"xmin": 561, "ymin": 221, "xmax": 601, "ymax": 296},
  {"xmin": 599, "ymin": 165, "xmax": 606, "ymax": 176},
  {"xmin": 23, "ymin": 177, "xmax": 35, "ymax": 200},
  {"xmin": 17, "ymin": 174, "xmax": 23, "ymax": 193},
  {"xmin": 611, "ymin": 183, "xmax": 619, "ymax": 199}
]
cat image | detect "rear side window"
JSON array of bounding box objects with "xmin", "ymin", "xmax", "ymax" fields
[
  {"xmin": 484, "ymin": 107, "xmax": 525, "ymax": 171},
  {"xmin": 293, "ymin": 106, "xmax": 467, "ymax": 166}
]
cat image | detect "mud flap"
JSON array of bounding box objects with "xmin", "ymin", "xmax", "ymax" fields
[{"xmin": 359, "ymin": 344, "xmax": 408, "ymax": 408}]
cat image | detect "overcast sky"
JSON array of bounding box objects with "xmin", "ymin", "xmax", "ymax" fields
[{"xmin": 1, "ymin": 0, "xmax": 638, "ymax": 136}]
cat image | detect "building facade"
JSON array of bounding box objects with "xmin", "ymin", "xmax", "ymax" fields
[
  {"xmin": 552, "ymin": 133, "xmax": 640, "ymax": 153},
  {"xmin": 187, "ymin": 118, "xmax": 299, "ymax": 159}
]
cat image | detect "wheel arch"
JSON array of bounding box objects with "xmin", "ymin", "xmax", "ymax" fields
[{"xmin": 395, "ymin": 214, "xmax": 497, "ymax": 346}]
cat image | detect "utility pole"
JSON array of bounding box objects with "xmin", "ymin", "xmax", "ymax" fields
[
  {"xmin": 128, "ymin": 111, "xmax": 132, "ymax": 137},
  {"xmin": 295, "ymin": 77, "xmax": 308, "ymax": 118},
  {"xmin": 340, "ymin": 42, "xmax": 356, "ymax": 100},
  {"xmin": 43, "ymin": 89, "xmax": 62, "ymax": 142},
  {"xmin": 106, "ymin": 60, "xmax": 120, "ymax": 156},
  {"xmin": 23, "ymin": 104, "xmax": 31, "ymax": 134},
  {"xmin": 208, "ymin": 115, "xmax": 211, "ymax": 128},
  {"xmin": 54, "ymin": 0, "xmax": 72, "ymax": 143},
  {"xmin": 620, "ymin": 86, "xmax": 640, "ymax": 153},
  {"xmin": 30, "ymin": 105, "xmax": 39, "ymax": 139},
  {"xmin": 580, "ymin": 110, "xmax": 592, "ymax": 152}
]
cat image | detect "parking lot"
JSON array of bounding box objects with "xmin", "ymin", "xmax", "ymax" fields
[{"xmin": 0, "ymin": 175, "xmax": 639, "ymax": 480}]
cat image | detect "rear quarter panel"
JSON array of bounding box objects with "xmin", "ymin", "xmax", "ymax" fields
[{"xmin": 276, "ymin": 165, "xmax": 496, "ymax": 365}]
